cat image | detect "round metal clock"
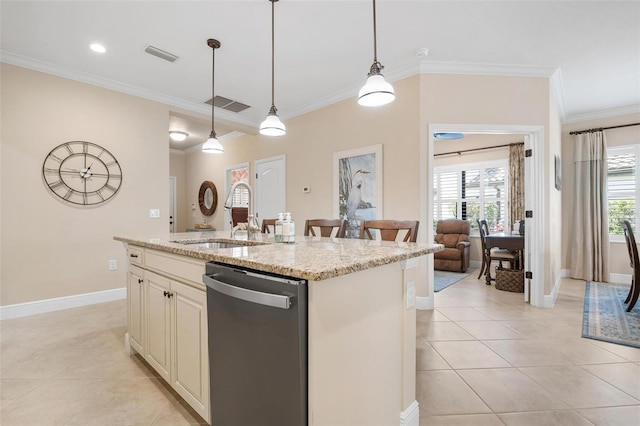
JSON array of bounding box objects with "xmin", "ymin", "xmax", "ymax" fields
[{"xmin": 42, "ymin": 141, "xmax": 122, "ymax": 206}]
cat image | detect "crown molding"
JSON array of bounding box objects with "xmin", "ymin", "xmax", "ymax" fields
[
  {"xmin": 563, "ymin": 104, "xmax": 640, "ymax": 124},
  {"xmin": 281, "ymin": 59, "xmax": 420, "ymax": 121},
  {"xmin": 0, "ymin": 50, "xmax": 256, "ymax": 128},
  {"xmin": 418, "ymin": 60, "xmax": 556, "ymax": 78}
]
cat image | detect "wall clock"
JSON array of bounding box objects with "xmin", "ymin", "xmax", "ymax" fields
[{"xmin": 42, "ymin": 141, "xmax": 123, "ymax": 206}]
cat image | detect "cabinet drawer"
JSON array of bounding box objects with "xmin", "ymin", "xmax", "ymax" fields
[
  {"xmin": 127, "ymin": 246, "xmax": 144, "ymax": 266},
  {"xmin": 145, "ymin": 249, "xmax": 206, "ymax": 289}
]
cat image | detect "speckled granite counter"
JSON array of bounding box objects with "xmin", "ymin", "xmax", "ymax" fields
[{"xmin": 114, "ymin": 231, "xmax": 442, "ymax": 281}]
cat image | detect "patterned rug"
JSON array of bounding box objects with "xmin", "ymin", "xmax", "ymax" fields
[
  {"xmin": 434, "ymin": 271, "xmax": 469, "ymax": 292},
  {"xmin": 582, "ymin": 281, "xmax": 640, "ymax": 349}
]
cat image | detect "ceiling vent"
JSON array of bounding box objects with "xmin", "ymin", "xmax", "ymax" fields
[
  {"xmin": 206, "ymin": 96, "xmax": 251, "ymax": 113},
  {"xmin": 144, "ymin": 45, "xmax": 179, "ymax": 63}
]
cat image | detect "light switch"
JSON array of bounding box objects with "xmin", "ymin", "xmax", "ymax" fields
[{"xmin": 149, "ymin": 209, "xmax": 160, "ymax": 218}]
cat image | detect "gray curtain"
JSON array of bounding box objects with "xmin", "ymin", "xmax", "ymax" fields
[
  {"xmin": 509, "ymin": 143, "xmax": 525, "ymax": 226},
  {"xmin": 570, "ymin": 131, "xmax": 610, "ymax": 282}
]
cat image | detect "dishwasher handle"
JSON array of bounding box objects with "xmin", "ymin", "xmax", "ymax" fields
[{"xmin": 203, "ymin": 274, "xmax": 291, "ymax": 309}]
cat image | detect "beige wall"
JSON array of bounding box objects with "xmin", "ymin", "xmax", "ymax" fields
[
  {"xmin": 561, "ymin": 112, "xmax": 640, "ymax": 279},
  {"xmin": 180, "ymin": 76, "xmax": 422, "ymax": 233},
  {"xmin": 547, "ymin": 85, "xmax": 563, "ymax": 292},
  {"xmin": 1, "ymin": 64, "xmax": 169, "ymax": 306}
]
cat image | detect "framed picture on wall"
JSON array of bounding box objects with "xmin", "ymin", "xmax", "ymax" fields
[
  {"xmin": 333, "ymin": 144, "xmax": 383, "ymax": 238},
  {"xmin": 555, "ymin": 154, "xmax": 562, "ymax": 191}
]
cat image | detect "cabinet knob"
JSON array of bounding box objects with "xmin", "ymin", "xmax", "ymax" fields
[
  {"xmin": 163, "ymin": 291, "xmax": 169, "ymax": 297},
  {"xmin": 130, "ymin": 254, "xmax": 138, "ymax": 258},
  {"xmin": 138, "ymin": 278, "xmax": 143, "ymax": 284}
]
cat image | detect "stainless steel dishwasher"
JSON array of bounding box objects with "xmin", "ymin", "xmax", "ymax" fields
[{"xmin": 203, "ymin": 261, "xmax": 308, "ymax": 426}]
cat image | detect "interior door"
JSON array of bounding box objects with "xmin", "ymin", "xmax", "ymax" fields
[
  {"xmin": 169, "ymin": 176, "xmax": 176, "ymax": 233},
  {"xmin": 255, "ymin": 155, "xmax": 286, "ymax": 222}
]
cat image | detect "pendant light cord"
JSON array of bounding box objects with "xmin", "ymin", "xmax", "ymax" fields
[
  {"xmin": 211, "ymin": 44, "xmax": 216, "ymax": 135},
  {"xmin": 372, "ymin": 0, "xmax": 378, "ymax": 63},
  {"xmin": 270, "ymin": 0, "xmax": 275, "ymax": 108}
]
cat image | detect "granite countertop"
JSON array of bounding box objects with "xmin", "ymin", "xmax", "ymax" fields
[{"xmin": 114, "ymin": 231, "xmax": 443, "ymax": 281}]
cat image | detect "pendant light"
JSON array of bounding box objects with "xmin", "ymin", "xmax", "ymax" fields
[
  {"xmin": 259, "ymin": 0, "xmax": 286, "ymax": 136},
  {"xmin": 202, "ymin": 38, "xmax": 224, "ymax": 153},
  {"xmin": 358, "ymin": 0, "xmax": 395, "ymax": 107}
]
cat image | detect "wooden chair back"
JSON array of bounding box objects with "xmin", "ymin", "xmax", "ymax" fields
[
  {"xmin": 477, "ymin": 219, "xmax": 489, "ymax": 250},
  {"xmin": 622, "ymin": 220, "xmax": 639, "ymax": 269},
  {"xmin": 261, "ymin": 218, "xmax": 277, "ymax": 234},
  {"xmin": 231, "ymin": 207, "xmax": 248, "ymax": 226},
  {"xmin": 303, "ymin": 219, "xmax": 347, "ymax": 238},
  {"xmin": 621, "ymin": 220, "xmax": 640, "ymax": 311},
  {"xmin": 359, "ymin": 220, "xmax": 419, "ymax": 242}
]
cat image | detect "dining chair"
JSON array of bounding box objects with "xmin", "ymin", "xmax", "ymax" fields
[
  {"xmin": 261, "ymin": 218, "xmax": 277, "ymax": 234},
  {"xmin": 621, "ymin": 220, "xmax": 639, "ymax": 312},
  {"xmin": 359, "ymin": 220, "xmax": 419, "ymax": 242},
  {"xmin": 304, "ymin": 219, "xmax": 347, "ymax": 238},
  {"xmin": 477, "ymin": 219, "xmax": 517, "ymax": 281}
]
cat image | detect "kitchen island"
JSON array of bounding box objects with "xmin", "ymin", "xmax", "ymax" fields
[{"xmin": 114, "ymin": 231, "xmax": 442, "ymax": 426}]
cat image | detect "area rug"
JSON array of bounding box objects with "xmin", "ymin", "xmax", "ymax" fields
[
  {"xmin": 582, "ymin": 281, "xmax": 640, "ymax": 348},
  {"xmin": 434, "ymin": 271, "xmax": 469, "ymax": 292}
]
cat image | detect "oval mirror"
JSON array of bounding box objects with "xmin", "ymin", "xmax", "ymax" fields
[{"xmin": 198, "ymin": 181, "xmax": 218, "ymax": 216}]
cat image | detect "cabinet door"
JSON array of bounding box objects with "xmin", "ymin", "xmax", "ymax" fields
[
  {"xmin": 146, "ymin": 271, "xmax": 171, "ymax": 382},
  {"xmin": 171, "ymin": 280, "xmax": 210, "ymax": 423},
  {"xmin": 128, "ymin": 265, "xmax": 145, "ymax": 355}
]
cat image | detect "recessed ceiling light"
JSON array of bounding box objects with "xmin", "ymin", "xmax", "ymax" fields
[
  {"xmin": 169, "ymin": 131, "xmax": 188, "ymax": 142},
  {"xmin": 90, "ymin": 43, "xmax": 106, "ymax": 53}
]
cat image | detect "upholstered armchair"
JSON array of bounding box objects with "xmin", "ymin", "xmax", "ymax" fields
[{"xmin": 433, "ymin": 219, "xmax": 471, "ymax": 272}]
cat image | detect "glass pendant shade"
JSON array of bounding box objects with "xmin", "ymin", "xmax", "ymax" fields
[
  {"xmin": 202, "ymin": 131, "xmax": 224, "ymax": 154},
  {"xmin": 259, "ymin": 106, "xmax": 286, "ymax": 136},
  {"xmin": 358, "ymin": 68, "xmax": 395, "ymax": 107}
]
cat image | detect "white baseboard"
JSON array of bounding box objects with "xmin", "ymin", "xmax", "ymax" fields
[
  {"xmin": 416, "ymin": 296, "xmax": 433, "ymax": 310},
  {"xmin": 400, "ymin": 400, "xmax": 419, "ymax": 426},
  {"xmin": 610, "ymin": 272, "xmax": 632, "ymax": 285},
  {"xmin": 544, "ymin": 269, "xmax": 568, "ymax": 308},
  {"xmin": 469, "ymin": 260, "xmax": 482, "ymax": 269},
  {"xmin": 0, "ymin": 287, "xmax": 126, "ymax": 320}
]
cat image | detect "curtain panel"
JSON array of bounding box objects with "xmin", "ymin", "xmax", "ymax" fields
[
  {"xmin": 509, "ymin": 143, "xmax": 525, "ymax": 227},
  {"xmin": 570, "ymin": 131, "xmax": 610, "ymax": 282}
]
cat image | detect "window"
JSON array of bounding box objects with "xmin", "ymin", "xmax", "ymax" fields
[
  {"xmin": 433, "ymin": 160, "xmax": 509, "ymax": 233},
  {"xmin": 229, "ymin": 166, "xmax": 249, "ymax": 207},
  {"xmin": 607, "ymin": 145, "xmax": 640, "ymax": 238}
]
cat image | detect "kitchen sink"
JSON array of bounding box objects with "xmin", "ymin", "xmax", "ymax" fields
[{"xmin": 180, "ymin": 241, "xmax": 246, "ymax": 249}]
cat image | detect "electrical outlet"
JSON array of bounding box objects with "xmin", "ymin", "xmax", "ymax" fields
[
  {"xmin": 406, "ymin": 281, "xmax": 415, "ymax": 309},
  {"xmin": 108, "ymin": 259, "xmax": 117, "ymax": 271},
  {"xmin": 149, "ymin": 209, "xmax": 160, "ymax": 218}
]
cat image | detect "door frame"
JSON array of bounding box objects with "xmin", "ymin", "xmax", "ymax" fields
[
  {"xmin": 224, "ymin": 162, "xmax": 250, "ymax": 231},
  {"xmin": 169, "ymin": 176, "xmax": 177, "ymax": 233},
  {"xmin": 421, "ymin": 123, "xmax": 546, "ymax": 308},
  {"xmin": 254, "ymin": 154, "xmax": 286, "ymax": 221}
]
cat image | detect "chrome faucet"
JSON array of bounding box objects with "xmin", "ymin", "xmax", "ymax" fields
[{"xmin": 224, "ymin": 181, "xmax": 260, "ymax": 238}]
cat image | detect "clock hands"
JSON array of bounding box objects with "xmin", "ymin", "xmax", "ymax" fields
[{"xmin": 80, "ymin": 163, "xmax": 94, "ymax": 179}]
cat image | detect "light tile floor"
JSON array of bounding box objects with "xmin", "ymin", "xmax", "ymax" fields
[
  {"xmin": 418, "ymin": 273, "xmax": 640, "ymax": 426},
  {"xmin": 1, "ymin": 272, "xmax": 639, "ymax": 425}
]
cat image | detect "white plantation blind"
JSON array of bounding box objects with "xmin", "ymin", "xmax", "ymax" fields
[
  {"xmin": 230, "ymin": 166, "xmax": 250, "ymax": 207},
  {"xmin": 607, "ymin": 145, "xmax": 639, "ymax": 237},
  {"xmin": 434, "ymin": 160, "xmax": 509, "ymax": 233}
]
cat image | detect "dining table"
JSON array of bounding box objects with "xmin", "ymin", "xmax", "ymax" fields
[{"xmin": 484, "ymin": 232, "xmax": 525, "ymax": 285}]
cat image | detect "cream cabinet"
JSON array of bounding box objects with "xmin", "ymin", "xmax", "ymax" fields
[
  {"xmin": 127, "ymin": 264, "xmax": 145, "ymax": 355},
  {"xmin": 125, "ymin": 246, "xmax": 209, "ymax": 423}
]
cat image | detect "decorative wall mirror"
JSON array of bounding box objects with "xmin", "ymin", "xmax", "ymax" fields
[{"xmin": 198, "ymin": 181, "xmax": 218, "ymax": 216}]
